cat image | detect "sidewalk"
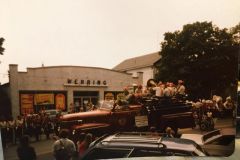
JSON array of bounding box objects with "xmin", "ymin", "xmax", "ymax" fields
[{"xmin": 3, "ymin": 135, "xmax": 55, "ymax": 160}]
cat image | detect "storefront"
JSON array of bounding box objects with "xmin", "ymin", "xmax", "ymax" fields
[
  {"xmin": 19, "ymin": 91, "xmax": 67, "ymax": 114},
  {"xmin": 9, "ymin": 64, "xmax": 143, "ymax": 118}
]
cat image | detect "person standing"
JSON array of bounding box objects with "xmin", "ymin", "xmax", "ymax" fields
[
  {"xmin": 43, "ymin": 115, "xmax": 52, "ymax": 139},
  {"xmin": 78, "ymin": 133, "xmax": 92, "ymax": 159},
  {"xmin": 7, "ymin": 117, "xmax": 15, "ymax": 145},
  {"xmin": 33, "ymin": 115, "xmax": 41, "ymax": 141},
  {"xmin": 53, "ymin": 129, "xmax": 76, "ymax": 160},
  {"xmin": 17, "ymin": 135, "xmax": 37, "ymax": 160},
  {"xmin": 15, "ymin": 115, "xmax": 24, "ymax": 144},
  {"xmin": 77, "ymin": 133, "xmax": 86, "ymax": 158},
  {"xmin": 176, "ymin": 80, "xmax": 186, "ymax": 96},
  {"xmin": 0, "ymin": 118, "xmax": 7, "ymax": 148}
]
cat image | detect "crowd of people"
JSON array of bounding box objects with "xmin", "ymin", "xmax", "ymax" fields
[
  {"xmin": 0, "ymin": 111, "xmax": 94, "ymax": 159},
  {"xmin": 190, "ymin": 95, "xmax": 236, "ymax": 118},
  {"xmin": 118, "ymin": 79, "xmax": 186, "ymax": 105},
  {"xmin": 133, "ymin": 79, "xmax": 186, "ymax": 98},
  {"xmin": 0, "ymin": 112, "xmax": 60, "ymax": 149},
  {"xmin": 190, "ymin": 95, "xmax": 236, "ymax": 127}
]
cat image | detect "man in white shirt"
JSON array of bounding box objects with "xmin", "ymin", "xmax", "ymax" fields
[
  {"xmin": 176, "ymin": 80, "xmax": 186, "ymax": 95},
  {"xmin": 53, "ymin": 129, "xmax": 76, "ymax": 160},
  {"xmin": 153, "ymin": 82, "xmax": 164, "ymax": 97}
]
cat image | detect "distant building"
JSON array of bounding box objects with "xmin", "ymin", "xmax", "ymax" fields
[
  {"xmin": 8, "ymin": 64, "xmax": 142, "ymax": 118},
  {"xmin": 113, "ymin": 52, "xmax": 161, "ymax": 86}
]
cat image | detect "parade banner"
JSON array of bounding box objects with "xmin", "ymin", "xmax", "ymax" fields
[
  {"xmin": 20, "ymin": 94, "xmax": 34, "ymax": 114},
  {"xmin": 55, "ymin": 93, "xmax": 66, "ymax": 110},
  {"xmin": 34, "ymin": 93, "xmax": 54, "ymax": 105}
]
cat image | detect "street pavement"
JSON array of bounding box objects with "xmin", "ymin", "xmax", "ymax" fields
[{"xmin": 1, "ymin": 118, "xmax": 237, "ymax": 160}]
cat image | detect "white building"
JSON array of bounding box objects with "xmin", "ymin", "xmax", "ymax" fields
[
  {"xmin": 113, "ymin": 52, "xmax": 161, "ymax": 86},
  {"xmin": 8, "ymin": 64, "xmax": 142, "ymax": 118}
]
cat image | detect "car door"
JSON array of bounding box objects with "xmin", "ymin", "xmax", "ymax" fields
[{"xmin": 111, "ymin": 105, "xmax": 135, "ymax": 130}]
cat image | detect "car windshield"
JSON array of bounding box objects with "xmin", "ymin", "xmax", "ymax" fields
[{"xmin": 99, "ymin": 100, "xmax": 115, "ymax": 110}]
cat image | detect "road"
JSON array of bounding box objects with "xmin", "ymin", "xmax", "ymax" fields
[{"xmin": 1, "ymin": 118, "xmax": 237, "ymax": 160}]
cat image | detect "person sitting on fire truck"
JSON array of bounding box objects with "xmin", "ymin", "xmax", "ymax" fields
[
  {"xmin": 135, "ymin": 84, "xmax": 143, "ymax": 97},
  {"xmin": 176, "ymin": 80, "xmax": 186, "ymax": 96},
  {"xmin": 152, "ymin": 82, "xmax": 164, "ymax": 97}
]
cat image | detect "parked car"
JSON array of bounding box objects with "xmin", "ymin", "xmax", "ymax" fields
[
  {"xmin": 80, "ymin": 132, "xmax": 207, "ymax": 159},
  {"xmin": 181, "ymin": 128, "xmax": 235, "ymax": 156},
  {"xmin": 45, "ymin": 109, "xmax": 64, "ymax": 118}
]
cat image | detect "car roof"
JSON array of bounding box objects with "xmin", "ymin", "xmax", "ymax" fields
[
  {"xmin": 161, "ymin": 137, "xmax": 199, "ymax": 152},
  {"xmin": 98, "ymin": 132, "xmax": 164, "ymax": 149},
  {"xmin": 94, "ymin": 132, "xmax": 199, "ymax": 152}
]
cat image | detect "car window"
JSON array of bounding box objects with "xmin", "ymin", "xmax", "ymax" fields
[
  {"xmin": 82, "ymin": 148, "xmax": 131, "ymax": 160},
  {"xmin": 202, "ymin": 130, "xmax": 221, "ymax": 143},
  {"xmin": 207, "ymin": 135, "xmax": 234, "ymax": 145}
]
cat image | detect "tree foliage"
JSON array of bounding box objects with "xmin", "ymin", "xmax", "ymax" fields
[
  {"xmin": 0, "ymin": 37, "xmax": 5, "ymax": 55},
  {"xmin": 230, "ymin": 22, "xmax": 240, "ymax": 45},
  {"xmin": 155, "ymin": 21, "xmax": 239, "ymax": 100}
]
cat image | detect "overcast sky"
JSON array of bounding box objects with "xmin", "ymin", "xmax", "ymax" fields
[{"xmin": 0, "ymin": 0, "xmax": 239, "ymax": 83}]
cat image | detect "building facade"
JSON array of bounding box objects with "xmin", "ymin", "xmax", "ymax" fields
[
  {"xmin": 9, "ymin": 64, "xmax": 142, "ymax": 118},
  {"xmin": 113, "ymin": 52, "xmax": 161, "ymax": 86}
]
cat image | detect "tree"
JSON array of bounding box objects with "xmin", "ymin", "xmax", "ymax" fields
[
  {"xmin": 0, "ymin": 37, "xmax": 5, "ymax": 55},
  {"xmin": 155, "ymin": 21, "xmax": 238, "ymax": 100}
]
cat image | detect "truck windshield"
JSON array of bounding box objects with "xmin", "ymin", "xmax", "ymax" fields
[{"xmin": 99, "ymin": 100, "xmax": 115, "ymax": 110}]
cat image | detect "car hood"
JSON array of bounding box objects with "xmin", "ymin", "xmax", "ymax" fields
[
  {"xmin": 181, "ymin": 128, "xmax": 235, "ymax": 145},
  {"xmin": 60, "ymin": 109, "xmax": 110, "ymax": 121},
  {"xmin": 202, "ymin": 144, "xmax": 234, "ymax": 156}
]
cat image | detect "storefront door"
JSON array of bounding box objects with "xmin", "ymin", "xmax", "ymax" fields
[{"xmin": 73, "ymin": 91, "xmax": 99, "ymax": 112}]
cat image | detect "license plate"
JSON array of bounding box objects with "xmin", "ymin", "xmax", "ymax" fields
[{"xmin": 135, "ymin": 115, "xmax": 148, "ymax": 127}]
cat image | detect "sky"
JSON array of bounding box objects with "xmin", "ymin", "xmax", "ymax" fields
[{"xmin": 0, "ymin": 0, "xmax": 239, "ymax": 84}]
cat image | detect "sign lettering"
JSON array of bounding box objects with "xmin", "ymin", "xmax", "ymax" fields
[{"xmin": 66, "ymin": 79, "xmax": 107, "ymax": 86}]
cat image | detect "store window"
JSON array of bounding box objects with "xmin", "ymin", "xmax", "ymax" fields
[
  {"xmin": 19, "ymin": 91, "xmax": 67, "ymax": 114},
  {"xmin": 73, "ymin": 91, "xmax": 99, "ymax": 112}
]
